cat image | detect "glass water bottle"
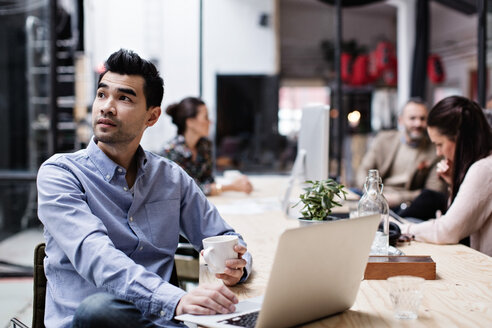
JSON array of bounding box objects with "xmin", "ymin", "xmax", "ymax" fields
[{"xmin": 358, "ymin": 169, "xmax": 390, "ymax": 255}]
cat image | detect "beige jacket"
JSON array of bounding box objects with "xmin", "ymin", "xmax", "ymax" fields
[
  {"xmin": 356, "ymin": 130, "xmax": 445, "ymax": 204},
  {"xmin": 405, "ymin": 154, "xmax": 492, "ymax": 257}
]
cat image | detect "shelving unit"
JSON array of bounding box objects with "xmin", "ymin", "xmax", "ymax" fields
[
  {"xmin": 0, "ymin": 0, "xmax": 81, "ymax": 233},
  {"xmin": 26, "ymin": 0, "xmax": 79, "ymax": 172}
]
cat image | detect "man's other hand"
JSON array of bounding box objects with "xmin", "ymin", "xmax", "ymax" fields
[{"xmin": 175, "ymin": 283, "xmax": 238, "ymax": 316}]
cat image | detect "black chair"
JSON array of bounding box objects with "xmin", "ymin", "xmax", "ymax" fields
[
  {"xmin": 174, "ymin": 236, "xmax": 199, "ymax": 288},
  {"xmin": 32, "ymin": 243, "xmax": 46, "ymax": 328},
  {"xmin": 10, "ymin": 242, "xmax": 46, "ymax": 328}
]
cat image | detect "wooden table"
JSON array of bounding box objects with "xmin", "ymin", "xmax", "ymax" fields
[{"xmin": 203, "ymin": 175, "xmax": 492, "ymax": 327}]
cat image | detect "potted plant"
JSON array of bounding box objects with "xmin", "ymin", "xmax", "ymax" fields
[{"xmin": 294, "ymin": 179, "xmax": 348, "ymax": 226}]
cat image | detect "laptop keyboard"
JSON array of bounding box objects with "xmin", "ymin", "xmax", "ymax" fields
[{"xmin": 218, "ymin": 311, "xmax": 259, "ymax": 327}]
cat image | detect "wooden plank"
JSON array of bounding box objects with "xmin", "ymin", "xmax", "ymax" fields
[{"xmin": 364, "ymin": 255, "xmax": 436, "ymax": 280}]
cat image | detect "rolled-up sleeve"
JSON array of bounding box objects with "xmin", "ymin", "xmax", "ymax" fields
[{"xmin": 176, "ymin": 169, "xmax": 253, "ymax": 282}]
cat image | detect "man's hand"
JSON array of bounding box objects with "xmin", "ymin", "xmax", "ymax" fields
[
  {"xmin": 175, "ymin": 283, "xmax": 238, "ymax": 316},
  {"xmin": 384, "ymin": 191, "xmax": 401, "ymax": 208},
  {"xmin": 216, "ymin": 244, "xmax": 248, "ymax": 286}
]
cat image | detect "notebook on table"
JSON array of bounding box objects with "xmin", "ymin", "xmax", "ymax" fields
[{"xmin": 175, "ymin": 214, "xmax": 380, "ymax": 328}]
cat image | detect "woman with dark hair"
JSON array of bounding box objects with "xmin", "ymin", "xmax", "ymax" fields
[
  {"xmin": 162, "ymin": 97, "xmax": 253, "ymax": 196},
  {"xmin": 398, "ymin": 95, "xmax": 492, "ymax": 256}
]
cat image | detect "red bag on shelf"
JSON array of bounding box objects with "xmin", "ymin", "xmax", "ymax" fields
[{"xmin": 428, "ymin": 54, "xmax": 445, "ymax": 84}]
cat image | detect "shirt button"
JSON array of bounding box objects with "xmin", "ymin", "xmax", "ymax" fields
[
  {"xmin": 139, "ymin": 246, "xmax": 143, "ymax": 251},
  {"xmin": 160, "ymin": 310, "xmax": 165, "ymax": 317},
  {"xmin": 105, "ymin": 175, "xmax": 110, "ymax": 180},
  {"xmin": 123, "ymin": 187, "xmax": 128, "ymax": 191},
  {"xmin": 129, "ymin": 217, "xmax": 134, "ymax": 222},
  {"xmin": 118, "ymin": 168, "xmax": 123, "ymax": 173}
]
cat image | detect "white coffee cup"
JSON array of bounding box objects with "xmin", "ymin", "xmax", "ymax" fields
[{"xmin": 202, "ymin": 235, "xmax": 238, "ymax": 274}]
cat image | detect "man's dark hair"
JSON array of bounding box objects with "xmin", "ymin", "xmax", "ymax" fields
[{"xmin": 98, "ymin": 49, "xmax": 164, "ymax": 109}]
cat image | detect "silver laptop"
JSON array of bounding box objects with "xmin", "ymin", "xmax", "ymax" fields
[{"xmin": 175, "ymin": 214, "xmax": 380, "ymax": 328}]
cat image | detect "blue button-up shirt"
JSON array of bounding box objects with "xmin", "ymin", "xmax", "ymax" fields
[{"xmin": 37, "ymin": 138, "xmax": 252, "ymax": 328}]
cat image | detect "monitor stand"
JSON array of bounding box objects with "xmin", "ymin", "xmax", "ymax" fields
[{"xmin": 281, "ymin": 149, "xmax": 307, "ymax": 218}]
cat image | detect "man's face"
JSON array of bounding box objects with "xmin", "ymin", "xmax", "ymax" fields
[
  {"xmin": 399, "ymin": 102, "xmax": 428, "ymax": 143},
  {"xmin": 92, "ymin": 71, "xmax": 157, "ymax": 147}
]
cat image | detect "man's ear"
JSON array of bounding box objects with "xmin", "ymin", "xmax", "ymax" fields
[{"xmin": 146, "ymin": 106, "xmax": 161, "ymax": 127}]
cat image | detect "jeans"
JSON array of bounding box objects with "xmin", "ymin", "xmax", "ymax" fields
[{"xmin": 72, "ymin": 293, "xmax": 156, "ymax": 328}]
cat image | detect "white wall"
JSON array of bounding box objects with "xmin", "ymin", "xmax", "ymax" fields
[
  {"xmin": 343, "ymin": 5, "xmax": 397, "ymax": 48},
  {"xmin": 428, "ymin": 2, "xmax": 477, "ymax": 104},
  {"xmin": 387, "ymin": 0, "xmax": 415, "ymax": 110},
  {"xmin": 149, "ymin": 1, "xmax": 200, "ymax": 152},
  {"xmin": 84, "ymin": 0, "xmax": 277, "ymax": 153},
  {"xmin": 202, "ymin": 0, "xmax": 277, "ymax": 127}
]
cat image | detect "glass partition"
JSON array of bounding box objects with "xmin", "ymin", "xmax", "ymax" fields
[{"xmin": 0, "ymin": 0, "xmax": 51, "ymax": 238}]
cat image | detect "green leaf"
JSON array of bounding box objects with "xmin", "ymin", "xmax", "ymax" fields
[{"xmin": 296, "ymin": 178, "xmax": 347, "ymax": 219}]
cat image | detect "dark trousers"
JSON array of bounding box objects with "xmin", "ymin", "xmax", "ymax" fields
[{"xmin": 398, "ymin": 189, "xmax": 448, "ymax": 220}]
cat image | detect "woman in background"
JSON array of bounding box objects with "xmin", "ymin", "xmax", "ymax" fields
[
  {"xmin": 398, "ymin": 95, "xmax": 492, "ymax": 256},
  {"xmin": 162, "ymin": 97, "xmax": 253, "ymax": 196}
]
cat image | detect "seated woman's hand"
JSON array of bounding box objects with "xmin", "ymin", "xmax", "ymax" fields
[
  {"xmin": 436, "ymin": 158, "xmax": 452, "ymax": 185},
  {"xmin": 230, "ymin": 176, "xmax": 253, "ymax": 194}
]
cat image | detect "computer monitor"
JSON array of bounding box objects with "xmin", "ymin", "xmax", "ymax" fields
[
  {"xmin": 282, "ymin": 104, "xmax": 330, "ymax": 214},
  {"xmin": 297, "ymin": 104, "xmax": 330, "ymax": 181}
]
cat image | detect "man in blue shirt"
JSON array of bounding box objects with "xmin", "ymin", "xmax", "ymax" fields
[{"xmin": 37, "ymin": 49, "xmax": 252, "ymax": 328}]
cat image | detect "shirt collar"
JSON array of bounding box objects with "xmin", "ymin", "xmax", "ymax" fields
[
  {"xmin": 135, "ymin": 146, "xmax": 148, "ymax": 176},
  {"xmin": 87, "ymin": 136, "xmax": 148, "ymax": 182}
]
